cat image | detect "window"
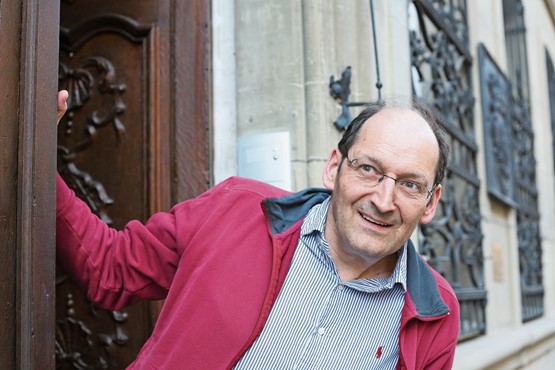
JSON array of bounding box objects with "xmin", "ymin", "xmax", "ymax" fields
[
  {"xmin": 409, "ymin": 0, "xmax": 486, "ymax": 340},
  {"xmin": 503, "ymin": 0, "xmax": 544, "ymax": 322}
]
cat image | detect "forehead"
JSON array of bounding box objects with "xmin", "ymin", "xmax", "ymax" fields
[{"xmin": 352, "ymin": 108, "xmax": 439, "ymax": 176}]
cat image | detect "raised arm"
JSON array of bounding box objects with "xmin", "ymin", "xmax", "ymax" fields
[{"xmin": 55, "ymin": 90, "xmax": 179, "ymax": 310}]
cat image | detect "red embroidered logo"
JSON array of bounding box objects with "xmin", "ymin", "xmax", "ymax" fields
[{"xmin": 375, "ymin": 346, "xmax": 383, "ymax": 358}]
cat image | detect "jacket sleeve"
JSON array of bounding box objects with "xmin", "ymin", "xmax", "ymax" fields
[{"xmin": 56, "ymin": 173, "xmax": 180, "ymax": 310}]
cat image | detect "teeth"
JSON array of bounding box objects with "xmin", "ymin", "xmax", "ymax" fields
[{"xmin": 361, "ymin": 214, "xmax": 389, "ymax": 226}]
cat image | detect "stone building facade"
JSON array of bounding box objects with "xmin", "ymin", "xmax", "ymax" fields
[{"xmin": 212, "ymin": 1, "xmax": 555, "ymax": 368}]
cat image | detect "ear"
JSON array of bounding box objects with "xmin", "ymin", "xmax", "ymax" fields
[
  {"xmin": 419, "ymin": 184, "xmax": 442, "ymax": 224},
  {"xmin": 322, "ymin": 148, "xmax": 342, "ymax": 190}
]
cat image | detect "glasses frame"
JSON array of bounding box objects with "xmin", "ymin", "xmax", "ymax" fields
[{"xmin": 343, "ymin": 154, "xmax": 435, "ymax": 201}]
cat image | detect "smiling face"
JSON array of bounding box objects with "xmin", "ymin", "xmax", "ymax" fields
[{"xmin": 322, "ymin": 108, "xmax": 442, "ymax": 280}]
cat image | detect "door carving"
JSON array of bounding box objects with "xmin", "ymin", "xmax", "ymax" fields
[{"xmin": 55, "ymin": 1, "xmax": 210, "ymax": 368}]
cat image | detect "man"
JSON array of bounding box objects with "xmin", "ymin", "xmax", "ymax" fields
[{"xmin": 56, "ymin": 91, "xmax": 459, "ymax": 369}]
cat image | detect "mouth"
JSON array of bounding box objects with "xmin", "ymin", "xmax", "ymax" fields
[{"xmin": 360, "ymin": 213, "xmax": 392, "ymax": 227}]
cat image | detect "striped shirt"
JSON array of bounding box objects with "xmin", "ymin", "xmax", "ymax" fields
[{"xmin": 235, "ymin": 197, "xmax": 407, "ymax": 370}]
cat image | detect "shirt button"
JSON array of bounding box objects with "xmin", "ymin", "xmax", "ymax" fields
[
  {"xmin": 337, "ymin": 284, "xmax": 345, "ymax": 291},
  {"xmin": 318, "ymin": 327, "xmax": 325, "ymax": 336}
]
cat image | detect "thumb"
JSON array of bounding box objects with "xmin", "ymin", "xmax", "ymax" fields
[{"xmin": 57, "ymin": 90, "xmax": 69, "ymax": 125}]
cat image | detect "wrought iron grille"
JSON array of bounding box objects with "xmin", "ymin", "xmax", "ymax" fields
[
  {"xmin": 409, "ymin": 0, "xmax": 486, "ymax": 340},
  {"xmin": 548, "ymin": 51, "xmax": 555, "ymax": 181},
  {"xmin": 478, "ymin": 44, "xmax": 517, "ymax": 209},
  {"xmin": 503, "ymin": 0, "xmax": 544, "ymax": 322}
]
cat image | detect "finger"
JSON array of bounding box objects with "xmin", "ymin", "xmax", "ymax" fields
[{"xmin": 57, "ymin": 90, "xmax": 69, "ymax": 125}]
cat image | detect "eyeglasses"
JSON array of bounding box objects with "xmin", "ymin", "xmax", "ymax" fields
[{"xmin": 344, "ymin": 155, "xmax": 435, "ymax": 201}]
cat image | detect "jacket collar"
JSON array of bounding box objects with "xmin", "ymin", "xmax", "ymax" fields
[
  {"xmin": 263, "ymin": 188, "xmax": 449, "ymax": 318},
  {"xmin": 262, "ymin": 187, "xmax": 330, "ymax": 235},
  {"xmin": 405, "ymin": 240, "xmax": 450, "ymax": 318}
]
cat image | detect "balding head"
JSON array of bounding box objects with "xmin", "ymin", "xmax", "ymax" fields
[{"xmin": 337, "ymin": 98, "xmax": 450, "ymax": 186}]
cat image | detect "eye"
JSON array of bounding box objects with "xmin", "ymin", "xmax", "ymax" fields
[
  {"xmin": 400, "ymin": 180, "xmax": 424, "ymax": 192},
  {"xmin": 359, "ymin": 164, "xmax": 376, "ymax": 173}
]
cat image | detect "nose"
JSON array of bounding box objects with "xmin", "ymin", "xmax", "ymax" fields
[{"xmin": 371, "ymin": 176, "xmax": 397, "ymax": 212}]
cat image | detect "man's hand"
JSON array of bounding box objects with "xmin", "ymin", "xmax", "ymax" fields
[{"xmin": 57, "ymin": 90, "xmax": 69, "ymax": 125}]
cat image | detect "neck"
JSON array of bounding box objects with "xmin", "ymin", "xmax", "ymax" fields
[{"xmin": 331, "ymin": 251, "xmax": 399, "ymax": 281}]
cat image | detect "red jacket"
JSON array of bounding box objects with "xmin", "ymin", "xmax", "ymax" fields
[{"xmin": 56, "ymin": 174, "xmax": 460, "ymax": 369}]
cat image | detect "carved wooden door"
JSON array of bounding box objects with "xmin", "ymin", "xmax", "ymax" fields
[{"xmin": 55, "ymin": 1, "xmax": 210, "ymax": 368}]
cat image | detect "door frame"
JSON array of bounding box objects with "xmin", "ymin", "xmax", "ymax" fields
[{"xmin": 0, "ymin": 0, "xmax": 60, "ymax": 369}]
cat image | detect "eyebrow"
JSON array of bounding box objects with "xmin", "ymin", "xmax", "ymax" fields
[{"xmin": 358, "ymin": 154, "xmax": 431, "ymax": 183}]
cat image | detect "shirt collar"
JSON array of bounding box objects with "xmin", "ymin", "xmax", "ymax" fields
[
  {"xmin": 300, "ymin": 197, "xmax": 407, "ymax": 292},
  {"xmin": 300, "ymin": 196, "xmax": 329, "ymax": 237}
]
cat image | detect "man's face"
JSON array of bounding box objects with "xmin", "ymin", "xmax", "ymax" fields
[{"xmin": 323, "ymin": 108, "xmax": 442, "ymax": 277}]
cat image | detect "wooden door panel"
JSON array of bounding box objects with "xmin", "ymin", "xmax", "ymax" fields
[
  {"xmin": 56, "ymin": 1, "xmax": 210, "ymax": 368},
  {"xmin": 58, "ymin": 18, "xmax": 155, "ymax": 225},
  {"xmin": 56, "ymin": 10, "xmax": 160, "ymax": 370}
]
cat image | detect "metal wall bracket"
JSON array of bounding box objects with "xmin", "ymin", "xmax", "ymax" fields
[
  {"xmin": 329, "ymin": 66, "xmax": 369, "ymax": 130},
  {"xmin": 329, "ymin": 1, "xmax": 382, "ymax": 131}
]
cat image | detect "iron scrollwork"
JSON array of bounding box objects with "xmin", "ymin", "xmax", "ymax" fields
[
  {"xmin": 410, "ymin": 0, "xmax": 486, "ymax": 341},
  {"xmin": 513, "ymin": 94, "xmax": 544, "ymax": 321},
  {"xmin": 477, "ymin": 44, "xmax": 517, "ymax": 207},
  {"xmin": 503, "ymin": 0, "xmax": 544, "ymax": 322},
  {"xmin": 547, "ymin": 51, "xmax": 555, "ymax": 182}
]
